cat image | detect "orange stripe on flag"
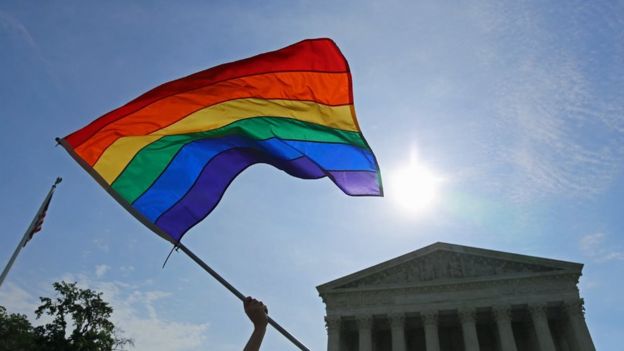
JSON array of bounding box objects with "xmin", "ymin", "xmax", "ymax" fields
[{"xmin": 75, "ymin": 72, "xmax": 351, "ymax": 166}]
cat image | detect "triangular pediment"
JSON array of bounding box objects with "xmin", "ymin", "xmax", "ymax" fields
[{"xmin": 318, "ymin": 242, "xmax": 582, "ymax": 292}]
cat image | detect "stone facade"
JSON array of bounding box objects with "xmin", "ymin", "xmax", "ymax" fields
[{"xmin": 317, "ymin": 242, "xmax": 595, "ymax": 351}]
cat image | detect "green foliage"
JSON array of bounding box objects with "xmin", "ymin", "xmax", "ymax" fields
[
  {"xmin": 0, "ymin": 281, "xmax": 133, "ymax": 351},
  {"xmin": 0, "ymin": 306, "xmax": 36, "ymax": 351}
]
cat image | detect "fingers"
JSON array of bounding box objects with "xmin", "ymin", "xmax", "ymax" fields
[{"xmin": 244, "ymin": 296, "xmax": 267, "ymax": 314}]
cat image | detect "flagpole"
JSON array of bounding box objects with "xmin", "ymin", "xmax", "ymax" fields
[
  {"xmin": 176, "ymin": 242, "xmax": 311, "ymax": 351},
  {"xmin": 0, "ymin": 177, "xmax": 62, "ymax": 289},
  {"xmin": 56, "ymin": 139, "xmax": 309, "ymax": 349}
]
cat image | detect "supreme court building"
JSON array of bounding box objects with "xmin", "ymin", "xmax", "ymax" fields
[{"xmin": 317, "ymin": 242, "xmax": 595, "ymax": 351}]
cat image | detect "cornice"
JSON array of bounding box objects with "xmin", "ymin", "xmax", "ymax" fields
[
  {"xmin": 319, "ymin": 275, "xmax": 581, "ymax": 309},
  {"xmin": 319, "ymin": 270, "xmax": 580, "ymax": 297}
]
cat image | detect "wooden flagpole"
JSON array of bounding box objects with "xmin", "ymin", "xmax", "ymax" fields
[
  {"xmin": 0, "ymin": 177, "xmax": 62, "ymax": 289},
  {"xmin": 176, "ymin": 242, "xmax": 311, "ymax": 351}
]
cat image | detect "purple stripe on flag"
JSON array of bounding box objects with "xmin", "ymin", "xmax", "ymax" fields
[
  {"xmin": 155, "ymin": 149, "xmax": 324, "ymax": 241},
  {"xmin": 155, "ymin": 148, "xmax": 381, "ymax": 241},
  {"xmin": 328, "ymin": 171, "xmax": 382, "ymax": 196}
]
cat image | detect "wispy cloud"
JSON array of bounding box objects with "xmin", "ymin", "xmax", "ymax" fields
[
  {"xmin": 0, "ymin": 10, "xmax": 38, "ymax": 49},
  {"xmin": 493, "ymin": 60, "xmax": 624, "ymax": 201},
  {"xmin": 580, "ymin": 232, "xmax": 624, "ymax": 262},
  {"xmin": 61, "ymin": 273, "xmax": 210, "ymax": 351},
  {"xmin": 0, "ymin": 10, "xmax": 60, "ymax": 87},
  {"xmin": 120, "ymin": 265, "xmax": 135, "ymax": 275},
  {"xmin": 93, "ymin": 238, "xmax": 111, "ymax": 253},
  {"xmin": 95, "ymin": 264, "xmax": 110, "ymax": 278},
  {"xmin": 457, "ymin": 1, "xmax": 624, "ymax": 202},
  {"xmin": 0, "ymin": 10, "xmax": 51, "ymax": 68},
  {"xmin": 0, "ymin": 282, "xmax": 39, "ymax": 317},
  {"xmin": 1, "ymin": 273, "xmax": 209, "ymax": 351}
]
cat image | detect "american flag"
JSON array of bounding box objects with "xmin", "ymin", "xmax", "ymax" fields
[{"xmin": 23, "ymin": 177, "xmax": 62, "ymax": 247}]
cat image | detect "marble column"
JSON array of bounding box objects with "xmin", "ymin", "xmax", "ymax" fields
[
  {"xmin": 529, "ymin": 304, "xmax": 556, "ymax": 351},
  {"xmin": 357, "ymin": 315, "xmax": 373, "ymax": 351},
  {"xmin": 492, "ymin": 305, "xmax": 518, "ymax": 351},
  {"xmin": 563, "ymin": 299, "xmax": 596, "ymax": 351},
  {"xmin": 459, "ymin": 308, "xmax": 480, "ymax": 351},
  {"xmin": 389, "ymin": 313, "xmax": 406, "ymax": 351},
  {"xmin": 422, "ymin": 311, "xmax": 440, "ymax": 351},
  {"xmin": 325, "ymin": 316, "xmax": 341, "ymax": 351}
]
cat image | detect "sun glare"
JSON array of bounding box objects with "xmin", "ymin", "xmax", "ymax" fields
[{"xmin": 388, "ymin": 159, "xmax": 445, "ymax": 215}]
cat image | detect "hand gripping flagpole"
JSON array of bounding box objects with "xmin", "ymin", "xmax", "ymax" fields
[
  {"xmin": 0, "ymin": 177, "xmax": 62, "ymax": 289},
  {"xmin": 176, "ymin": 242, "xmax": 311, "ymax": 351}
]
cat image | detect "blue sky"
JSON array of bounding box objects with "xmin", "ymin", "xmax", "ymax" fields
[{"xmin": 0, "ymin": 1, "xmax": 623, "ymax": 350}]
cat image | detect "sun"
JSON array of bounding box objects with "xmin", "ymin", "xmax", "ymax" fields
[{"xmin": 387, "ymin": 159, "xmax": 445, "ymax": 215}]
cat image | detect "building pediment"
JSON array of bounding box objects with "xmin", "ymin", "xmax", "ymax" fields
[{"xmin": 317, "ymin": 242, "xmax": 582, "ymax": 292}]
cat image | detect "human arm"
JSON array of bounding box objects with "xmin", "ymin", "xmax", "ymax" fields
[{"xmin": 243, "ymin": 297, "xmax": 268, "ymax": 351}]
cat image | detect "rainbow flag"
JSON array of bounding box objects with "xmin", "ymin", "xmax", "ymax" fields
[{"xmin": 59, "ymin": 38, "xmax": 382, "ymax": 243}]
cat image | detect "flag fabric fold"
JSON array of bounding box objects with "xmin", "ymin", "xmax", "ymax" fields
[{"xmin": 59, "ymin": 38, "xmax": 382, "ymax": 243}]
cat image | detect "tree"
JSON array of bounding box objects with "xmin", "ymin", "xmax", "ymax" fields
[
  {"xmin": 33, "ymin": 281, "xmax": 133, "ymax": 351},
  {"xmin": 0, "ymin": 281, "xmax": 133, "ymax": 351},
  {"xmin": 0, "ymin": 306, "xmax": 36, "ymax": 351}
]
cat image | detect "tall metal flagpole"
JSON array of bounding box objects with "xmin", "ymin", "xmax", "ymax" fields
[
  {"xmin": 176, "ymin": 243, "xmax": 311, "ymax": 351},
  {"xmin": 0, "ymin": 177, "xmax": 62, "ymax": 289}
]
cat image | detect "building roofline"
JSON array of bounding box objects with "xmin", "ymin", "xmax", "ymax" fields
[{"xmin": 316, "ymin": 242, "xmax": 583, "ymax": 292}]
